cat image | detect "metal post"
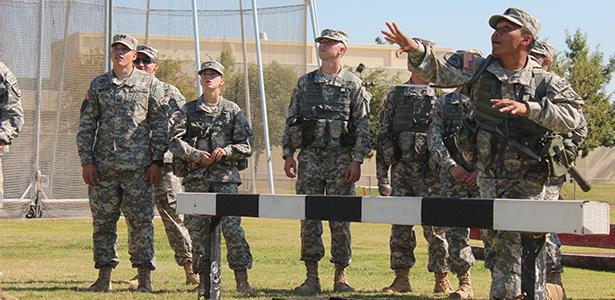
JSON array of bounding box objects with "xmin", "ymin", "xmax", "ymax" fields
[
  {"xmin": 103, "ymin": 0, "xmax": 110, "ymax": 72},
  {"xmin": 50, "ymin": 0, "xmax": 72, "ymax": 194},
  {"xmin": 251, "ymin": 0, "xmax": 275, "ymax": 194},
  {"xmin": 191, "ymin": 0, "xmax": 203, "ymax": 95},
  {"xmin": 198, "ymin": 217, "xmax": 221, "ymax": 300},
  {"xmin": 144, "ymin": 0, "xmax": 151, "ymax": 44},
  {"xmin": 106, "ymin": 0, "xmax": 114, "ymax": 72},
  {"xmin": 307, "ymin": 0, "xmax": 320, "ymax": 67},
  {"xmin": 239, "ymin": 0, "xmax": 257, "ymax": 193}
]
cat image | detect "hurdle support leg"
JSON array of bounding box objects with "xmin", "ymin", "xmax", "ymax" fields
[{"xmin": 199, "ymin": 216, "xmax": 221, "ymax": 300}]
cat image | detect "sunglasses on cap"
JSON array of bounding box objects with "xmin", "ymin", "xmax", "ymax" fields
[{"xmin": 134, "ymin": 56, "xmax": 155, "ymax": 65}]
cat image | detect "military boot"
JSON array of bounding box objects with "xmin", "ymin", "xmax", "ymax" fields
[
  {"xmin": 293, "ymin": 261, "xmax": 321, "ymax": 295},
  {"xmin": 86, "ymin": 267, "xmax": 112, "ymax": 292},
  {"xmin": 136, "ymin": 268, "xmax": 152, "ymax": 293},
  {"xmin": 433, "ymin": 272, "xmax": 453, "ymax": 294},
  {"xmin": 183, "ymin": 263, "xmax": 199, "ymax": 285},
  {"xmin": 382, "ymin": 268, "xmax": 411, "ymax": 293},
  {"xmin": 234, "ymin": 269, "xmax": 255, "ymax": 295},
  {"xmin": 449, "ymin": 271, "xmax": 473, "ymax": 299},
  {"xmin": 0, "ymin": 287, "xmax": 17, "ymax": 300},
  {"xmin": 333, "ymin": 264, "xmax": 354, "ymax": 292}
]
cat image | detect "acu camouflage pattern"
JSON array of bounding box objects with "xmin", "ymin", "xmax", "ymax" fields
[
  {"xmin": 375, "ymin": 84, "xmax": 448, "ymax": 273},
  {"xmin": 155, "ymin": 81, "xmax": 192, "ymax": 266},
  {"xmin": 281, "ymin": 68, "xmax": 371, "ymax": 267},
  {"xmin": 0, "ymin": 61, "xmax": 24, "ymax": 207},
  {"xmin": 407, "ymin": 44, "xmax": 584, "ymax": 300},
  {"xmin": 169, "ymin": 96, "xmax": 253, "ymax": 273},
  {"xmin": 170, "ymin": 97, "xmax": 252, "ymax": 184},
  {"xmin": 427, "ymin": 90, "xmax": 478, "ymax": 275},
  {"xmin": 76, "ymin": 68, "xmax": 169, "ymax": 270}
]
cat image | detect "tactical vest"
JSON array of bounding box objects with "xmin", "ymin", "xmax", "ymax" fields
[
  {"xmin": 442, "ymin": 93, "xmax": 464, "ymax": 152},
  {"xmin": 183, "ymin": 100, "xmax": 250, "ymax": 171},
  {"xmin": 295, "ymin": 71, "xmax": 354, "ymax": 149},
  {"xmin": 470, "ymin": 56, "xmax": 550, "ymax": 153},
  {"xmin": 391, "ymin": 85, "xmax": 436, "ymax": 135}
]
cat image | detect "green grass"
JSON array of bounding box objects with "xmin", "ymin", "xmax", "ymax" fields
[{"xmin": 0, "ymin": 218, "xmax": 614, "ymax": 299}]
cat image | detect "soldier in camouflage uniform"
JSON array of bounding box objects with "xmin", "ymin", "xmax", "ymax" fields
[
  {"xmin": 0, "ymin": 60, "xmax": 24, "ymax": 300},
  {"xmin": 123, "ymin": 44, "xmax": 198, "ymax": 286},
  {"xmin": 169, "ymin": 60, "xmax": 254, "ymax": 295},
  {"xmin": 383, "ymin": 7, "xmax": 584, "ymax": 300},
  {"xmin": 530, "ymin": 40, "xmax": 588, "ymax": 299},
  {"xmin": 281, "ymin": 29, "xmax": 371, "ymax": 295},
  {"xmin": 376, "ymin": 51, "xmax": 452, "ymax": 294},
  {"xmin": 76, "ymin": 34, "xmax": 168, "ymax": 293},
  {"xmin": 427, "ymin": 88, "xmax": 480, "ymax": 299}
]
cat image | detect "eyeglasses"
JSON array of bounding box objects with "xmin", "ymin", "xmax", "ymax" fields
[{"xmin": 135, "ymin": 56, "xmax": 154, "ymax": 65}]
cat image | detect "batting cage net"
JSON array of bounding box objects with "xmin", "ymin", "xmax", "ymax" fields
[{"xmin": 0, "ymin": 0, "xmax": 309, "ymax": 218}]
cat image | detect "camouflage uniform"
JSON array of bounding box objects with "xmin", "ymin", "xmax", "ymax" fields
[
  {"xmin": 376, "ymin": 84, "xmax": 448, "ymax": 274},
  {"xmin": 407, "ymin": 37, "xmax": 584, "ymax": 299},
  {"xmin": 76, "ymin": 68, "xmax": 168, "ymax": 270},
  {"xmin": 169, "ymin": 96, "xmax": 253, "ymax": 273},
  {"xmin": 281, "ymin": 68, "xmax": 371, "ymax": 267},
  {"xmin": 155, "ymin": 82, "xmax": 193, "ymax": 267},
  {"xmin": 0, "ymin": 61, "xmax": 24, "ymax": 208},
  {"xmin": 427, "ymin": 90, "xmax": 478, "ymax": 275}
]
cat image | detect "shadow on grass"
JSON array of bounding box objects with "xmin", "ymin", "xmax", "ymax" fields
[{"xmin": 248, "ymin": 288, "xmax": 443, "ymax": 300}]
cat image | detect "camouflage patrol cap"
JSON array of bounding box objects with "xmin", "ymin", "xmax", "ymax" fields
[
  {"xmin": 489, "ymin": 8, "xmax": 540, "ymax": 38},
  {"xmin": 530, "ymin": 40, "xmax": 555, "ymax": 60},
  {"xmin": 111, "ymin": 34, "xmax": 138, "ymax": 51},
  {"xmin": 198, "ymin": 60, "xmax": 224, "ymax": 76},
  {"xmin": 136, "ymin": 44, "xmax": 159, "ymax": 61},
  {"xmin": 315, "ymin": 28, "xmax": 348, "ymax": 46}
]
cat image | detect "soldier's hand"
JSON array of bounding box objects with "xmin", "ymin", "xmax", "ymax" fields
[
  {"xmin": 82, "ymin": 164, "xmax": 99, "ymax": 186},
  {"xmin": 201, "ymin": 151, "xmax": 214, "ymax": 166},
  {"xmin": 449, "ymin": 165, "xmax": 470, "ymax": 183},
  {"xmin": 284, "ymin": 156, "xmax": 297, "ymax": 178},
  {"xmin": 211, "ymin": 147, "xmax": 227, "ymax": 161},
  {"xmin": 381, "ymin": 22, "xmax": 420, "ymax": 57},
  {"xmin": 345, "ymin": 161, "xmax": 361, "ymax": 183},
  {"xmin": 465, "ymin": 171, "xmax": 478, "ymax": 189},
  {"xmin": 145, "ymin": 164, "xmax": 162, "ymax": 184},
  {"xmin": 490, "ymin": 98, "xmax": 528, "ymax": 116}
]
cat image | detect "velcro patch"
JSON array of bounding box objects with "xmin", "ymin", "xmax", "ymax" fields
[{"xmin": 444, "ymin": 52, "xmax": 463, "ymax": 69}]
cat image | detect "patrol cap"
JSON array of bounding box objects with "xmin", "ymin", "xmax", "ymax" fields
[
  {"xmin": 136, "ymin": 44, "xmax": 159, "ymax": 61},
  {"xmin": 315, "ymin": 28, "xmax": 348, "ymax": 46},
  {"xmin": 530, "ymin": 40, "xmax": 555, "ymax": 60},
  {"xmin": 488, "ymin": 8, "xmax": 540, "ymax": 38},
  {"xmin": 198, "ymin": 60, "xmax": 225, "ymax": 76},
  {"xmin": 111, "ymin": 34, "xmax": 138, "ymax": 51}
]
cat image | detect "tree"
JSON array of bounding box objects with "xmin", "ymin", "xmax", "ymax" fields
[
  {"xmin": 552, "ymin": 29, "xmax": 615, "ymax": 156},
  {"xmin": 157, "ymin": 59, "xmax": 199, "ymax": 101},
  {"xmin": 374, "ymin": 36, "xmax": 386, "ymax": 45}
]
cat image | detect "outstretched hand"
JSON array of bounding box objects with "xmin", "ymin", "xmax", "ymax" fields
[{"xmin": 381, "ymin": 22, "xmax": 420, "ymax": 57}]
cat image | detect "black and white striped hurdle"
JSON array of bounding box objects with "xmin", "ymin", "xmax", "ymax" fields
[
  {"xmin": 177, "ymin": 193, "xmax": 610, "ymax": 234},
  {"xmin": 176, "ymin": 193, "xmax": 610, "ymax": 299}
]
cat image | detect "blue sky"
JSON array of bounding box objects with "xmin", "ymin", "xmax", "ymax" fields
[{"xmin": 315, "ymin": 0, "xmax": 615, "ymax": 95}]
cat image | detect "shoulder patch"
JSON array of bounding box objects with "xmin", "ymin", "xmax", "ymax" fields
[
  {"xmin": 552, "ymin": 78, "xmax": 571, "ymax": 92},
  {"xmin": 444, "ymin": 52, "xmax": 463, "ymax": 69}
]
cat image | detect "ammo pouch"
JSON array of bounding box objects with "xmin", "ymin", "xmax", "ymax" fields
[
  {"xmin": 397, "ymin": 131, "xmax": 428, "ymax": 159},
  {"xmin": 544, "ymin": 135, "xmax": 573, "ymax": 178},
  {"xmin": 293, "ymin": 118, "xmax": 349, "ymax": 149}
]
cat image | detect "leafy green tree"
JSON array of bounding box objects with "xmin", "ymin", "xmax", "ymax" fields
[
  {"xmin": 157, "ymin": 60, "xmax": 199, "ymax": 100},
  {"xmin": 552, "ymin": 29, "xmax": 615, "ymax": 156}
]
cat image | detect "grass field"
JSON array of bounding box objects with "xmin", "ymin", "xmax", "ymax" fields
[{"xmin": 1, "ymin": 218, "xmax": 614, "ymax": 299}]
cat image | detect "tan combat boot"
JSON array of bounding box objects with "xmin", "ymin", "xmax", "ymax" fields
[
  {"xmin": 234, "ymin": 269, "xmax": 255, "ymax": 295},
  {"xmin": 184, "ymin": 263, "xmax": 199, "ymax": 285},
  {"xmin": 86, "ymin": 267, "xmax": 112, "ymax": 292},
  {"xmin": 382, "ymin": 268, "xmax": 411, "ymax": 293},
  {"xmin": 136, "ymin": 268, "xmax": 152, "ymax": 292},
  {"xmin": 293, "ymin": 261, "xmax": 321, "ymax": 295},
  {"xmin": 449, "ymin": 271, "xmax": 474, "ymax": 299},
  {"xmin": 433, "ymin": 272, "xmax": 453, "ymax": 294},
  {"xmin": 333, "ymin": 264, "xmax": 355, "ymax": 292}
]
